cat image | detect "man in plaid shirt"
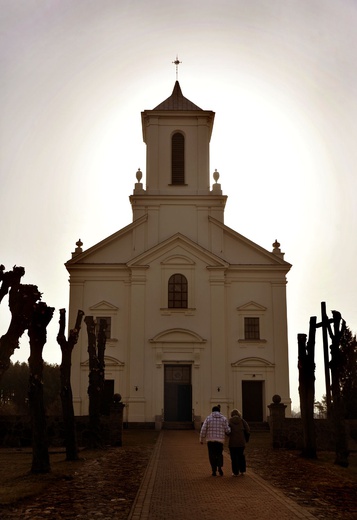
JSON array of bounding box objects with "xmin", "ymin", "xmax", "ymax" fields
[{"xmin": 200, "ymin": 406, "xmax": 231, "ymax": 476}]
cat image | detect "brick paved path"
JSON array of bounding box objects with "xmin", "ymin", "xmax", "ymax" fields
[{"xmin": 129, "ymin": 430, "xmax": 317, "ymax": 520}]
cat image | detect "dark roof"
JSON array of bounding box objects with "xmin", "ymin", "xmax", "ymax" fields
[{"xmin": 153, "ymin": 81, "xmax": 202, "ymax": 111}]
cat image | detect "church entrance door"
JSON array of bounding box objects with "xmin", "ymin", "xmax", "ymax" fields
[
  {"xmin": 164, "ymin": 365, "xmax": 192, "ymax": 422},
  {"xmin": 242, "ymin": 381, "xmax": 264, "ymax": 422}
]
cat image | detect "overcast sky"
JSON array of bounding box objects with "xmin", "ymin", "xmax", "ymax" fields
[{"xmin": 1, "ymin": 0, "xmax": 357, "ymax": 410}]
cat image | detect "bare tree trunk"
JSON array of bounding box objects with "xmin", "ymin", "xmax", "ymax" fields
[
  {"xmin": 85, "ymin": 316, "xmax": 106, "ymax": 449},
  {"xmin": 28, "ymin": 301, "xmax": 54, "ymax": 473},
  {"xmin": 57, "ymin": 308, "xmax": 84, "ymax": 461},
  {"xmin": 298, "ymin": 316, "xmax": 317, "ymax": 458},
  {"xmin": 328, "ymin": 311, "xmax": 349, "ymax": 467}
]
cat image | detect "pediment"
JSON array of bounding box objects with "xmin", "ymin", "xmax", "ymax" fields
[
  {"xmin": 237, "ymin": 301, "xmax": 267, "ymax": 312},
  {"xmin": 66, "ymin": 214, "xmax": 147, "ymax": 265},
  {"xmin": 81, "ymin": 356, "xmax": 125, "ymax": 367},
  {"xmin": 209, "ymin": 216, "xmax": 292, "ymax": 268},
  {"xmin": 161, "ymin": 255, "xmax": 195, "ymax": 266},
  {"xmin": 150, "ymin": 328, "xmax": 206, "ymax": 344},
  {"xmin": 231, "ymin": 357, "xmax": 275, "ymax": 368},
  {"xmin": 128, "ymin": 233, "xmax": 228, "ymax": 269},
  {"xmin": 89, "ymin": 300, "xmax": 119, "ymax": 311}
]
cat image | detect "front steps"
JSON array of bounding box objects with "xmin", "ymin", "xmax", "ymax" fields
[{"xmin": 162, "ymin": 421, "xmax": 195, "ymax": 430}]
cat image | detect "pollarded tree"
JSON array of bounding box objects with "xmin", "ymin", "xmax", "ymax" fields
[
  {"xmin": 0, "ymin": 264, "xmax": 55, "ymax": 473},
  {"xmin": 28, "ymin": 301, "xmax": 54, "ymax": 473},
  {"xmin": 85, "ymin": 316, "xmax": 106, "ymax": 449},
  {"xmin": 339, "ymin": 326, "xmax": 357, "ymax": 419},
  {"xmin": 328, "ymin": 311, "xmax": 349, "ymax": 467},
  {"xmin": 0, "ymin": 265, "xmax": 39, "ymax": 379},
  {"xmin": 57, "ymin": 308, "xmax": 84, "ymax": 460},
  {"xmin": 298, "ymin": 316, "xmax": 317, "ymax": 458}
]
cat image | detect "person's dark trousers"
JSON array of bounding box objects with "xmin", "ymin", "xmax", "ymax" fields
[
  {"xmin": 229, "ymin": 446, "xmax": 245, "ymax": 475},
  {"xmin": 207, "ymin": 441, "xmax": 224, "ymax": 473}
]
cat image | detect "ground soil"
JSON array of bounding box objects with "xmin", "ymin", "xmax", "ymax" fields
[{"xmin": 0, "ymin": 430, "xmax": 356, "ymax": 519}]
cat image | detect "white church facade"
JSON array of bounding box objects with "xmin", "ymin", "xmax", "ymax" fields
[{"xmin": 66, "ymin": 80, "xmax": 292, "ymax": 427}]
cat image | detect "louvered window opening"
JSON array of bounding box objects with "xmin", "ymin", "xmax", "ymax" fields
[
  {"xmin": 168, "ymin": 273, "xmax": 188, "ymax": 308},
  {"xmin": 171, "ymin": 133, "xmax": 185, "ymax": 184}
]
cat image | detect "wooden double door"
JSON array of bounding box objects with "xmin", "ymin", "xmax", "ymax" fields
[
  {"xmin": 164, "ymin": 365, "xmax": 192, "ymax": 422},
  {"xmin": 242, "ymin": 381, "xmax": 264, "ymax": 422}
]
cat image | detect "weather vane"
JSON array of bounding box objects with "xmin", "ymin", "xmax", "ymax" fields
[{"xmin": 172, "ymin": 55, "xmax": 182, "ymax": 80}]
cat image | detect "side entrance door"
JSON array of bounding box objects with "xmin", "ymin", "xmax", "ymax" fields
[
  {"xmin": 164, "ymin": 365, "xmax": 192, "ymax": 422},
  {"xmin": 242, "ymin": 380, "xmax": 264, "ymax": 422}
]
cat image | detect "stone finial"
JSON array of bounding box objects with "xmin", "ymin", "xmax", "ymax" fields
[
  {"xmin": 133, "ymin": 168, "xmax": 145, "ymax": 194},
  {"xmin": 136, "ymin": 168, "xmax": 142, "ymax": 182},
  {"xmin": 272, "ymin": 394, "xmax": 281, "ymax": 404},
  {"xmin": 72, "ymin": 239, "xmax": 83, "ymax": 258},
  {"xmin": 211, "ymin": 169, "xmax": 222, "ymax": 195},
  {"xmin": 272, "ymin": 239, "xmax": 284, "ymax": 259},
  {"xmin": 273, "ymin": 240, "xmax": 280, "ymax": 252}
]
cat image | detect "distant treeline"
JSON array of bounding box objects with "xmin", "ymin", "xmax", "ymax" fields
[{"xmin": 0, "ymin": 361, "xmax": 61, "ymax": 415}]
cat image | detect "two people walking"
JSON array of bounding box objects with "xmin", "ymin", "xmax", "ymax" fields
[{"xmin": 200, "ymin": 406, "xmax": 250, "ymax": 476}]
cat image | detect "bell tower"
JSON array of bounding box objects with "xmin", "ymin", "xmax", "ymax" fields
[
  {"xmin": 140, "ymin": 81, "xmax": 215, "ymax": 196},
  {"xmin": 130, "ymin": 71, "xmax": 227, "ymax": 247}
]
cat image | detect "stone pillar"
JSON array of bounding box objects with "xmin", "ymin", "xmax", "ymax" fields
[
  {"xmin": 268, "ymin": 394, "xmax": 286, "ymax": 448},
  {"xmin": 109, "ymin": 394, "xmax": 125, "ymax": 447}
]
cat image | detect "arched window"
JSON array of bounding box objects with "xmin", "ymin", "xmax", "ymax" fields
[
  {"xmin": 168, "ymin": 273, "xmax": 188, "ymax": 308},
  {"xmin": 171, "ymin": 132, "xmax": 185, "ymax": 185}
]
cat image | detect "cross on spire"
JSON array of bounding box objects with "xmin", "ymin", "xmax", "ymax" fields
[{"xmin": 172, "ymin": 55, "xmax": 182, "ymax": 80}]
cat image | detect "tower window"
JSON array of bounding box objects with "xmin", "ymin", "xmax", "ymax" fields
[
  {"xmin": 244, "ymin": 317, "xmax": 260, "ymax": 340},
  {"xmin": 168, "ymin": 273, "xmax": 188, "ymax": 308},
  {"xmin": 171, "ymin": 133, "xmax": 185, "ymax": 185}
]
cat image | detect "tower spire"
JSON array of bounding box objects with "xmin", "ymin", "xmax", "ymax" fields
[{"xmin": 172, "ymin": 55, "xmax": 182, "ymax": 81}]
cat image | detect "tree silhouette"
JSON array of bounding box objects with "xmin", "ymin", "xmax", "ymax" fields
[
  {"xmin": 0, "ymin": 265, "xmax": 38, "ymax": 379},
  {"xmin": 28, "ymin": 301, "xmax": 54, "ymax": 473},
  {"xmin": 85, "ymin": 316, "xmax": 106, "ymax": 448},
  {"xmin": 57, "ymin": 308, "xmax": 84, "ymax": 460},
  {"xmin": 339, "ymin": 326, "xmax": 357, "ymax": 420},
  {"xmin": 328, "ymin": 310, "xmax": 349, "ymax": 467},
  {"xmin": 297, "ymin": 316, "xmax": 317, "ymax": 458},
  {"xmin": 0, "ymin": 264, "xmax": 54, "ymax": 473}
]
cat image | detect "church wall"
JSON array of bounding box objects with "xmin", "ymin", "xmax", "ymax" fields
[
  {"xmin": 68, "ymin": 253, "xmax": 290, "ymax": 421},
  {"xmin": 158, "ymin": 204, "xmax": 197, "ymax": 242},
  {"xmin": 224, "ymin": 276, "xmax": 291, "ymax": 418},
  {"xmin": 140, "ymin": 254, "xmax": 215, "ymax": 423},
  {"xmin": 68, "ymin": 272, "xmax": 131, "ymax": 416}
]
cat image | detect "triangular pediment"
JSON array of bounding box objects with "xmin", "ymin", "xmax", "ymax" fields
[
  {"xmin": 127, "ymin": 233, "xmax": 229, "ymax": 269},
  {"xmin": 150, "ymin": 328, "xmax": 206, "ymax": 344},
  {"xmin": 231, "ymin": 357, "xmax": 275, "ymax": 368},
  {"xmin": 89, "ymin": 300, "xmax": 119, "ymax": 312},
  {"xmin": 237, "ymin": 301, "xmax": 267, "ymax": 312}
]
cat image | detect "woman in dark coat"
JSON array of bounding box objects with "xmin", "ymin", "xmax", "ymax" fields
[{"xmin": 228, "ymin": 409, "xmax": 250, "ymax": 476}]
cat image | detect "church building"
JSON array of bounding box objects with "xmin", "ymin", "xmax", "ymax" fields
[{"xmin": 65, "ymin": 79, "xmax": 292, "ymax": 427}]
